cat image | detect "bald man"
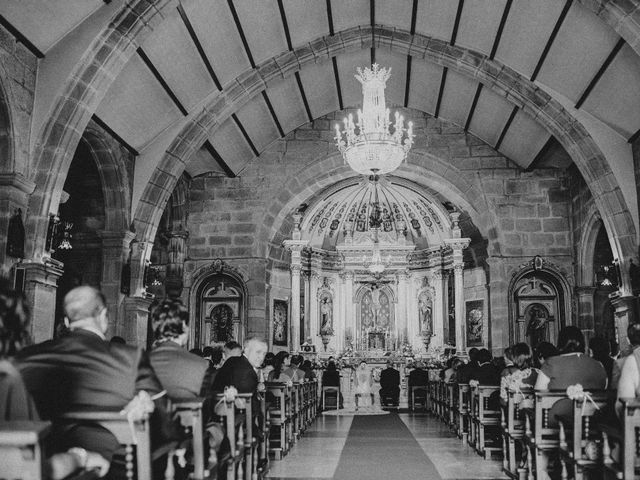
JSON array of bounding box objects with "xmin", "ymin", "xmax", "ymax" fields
[{"xmin": 16, "ymin": 286, "xmax": 163, "ymax": 462}]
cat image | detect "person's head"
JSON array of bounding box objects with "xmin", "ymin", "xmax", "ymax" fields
[
  {"xmin": 189, "ymin": 348, "xmax": 203, "ymax": 356},
  {"xmin": 263, "ymin": 351, "xmax": 275, "ymax": 367},
  {"xmin": 627, "ymin": 323, "xmax": 640, "ymax": 347},
  {"xmin": 504, "ymin": 346, "xmax": 514, "ymax": 364},
  {"xmin": 386, "ymin": 360, "xmax": 393, "ymax": 368},
  {"xmin": 327, "ymin": 361, "xmax": 337, "ymax": 371},
  {"xmin": 110, "ymin": 335, "xmax": 126, "ymax": 345},
  {"xmin": 290, "ymin": 354, "xmax": 303, "ymax": 367},
  {"xmin": 557, "ymin": 326, "xmax": 585, "ymax": 354},
  {"xmin": 243, "ymin": 337, "xmax": 268, "ymax": 369},
  {"xmin": 275, "ymin": 350, "xmax": 290, "ymax": 366},
  {"xmin": 534, "ymin": 341, "xmax": 558, "ymax": 366},
  {"xmin": 0, "ymin": 279, "xmax": 30, "ymax": 357},
  {"xmin": 359, "ymin": 360, "xmax": 367, "ymax": 369},
  {"xmin": 202, "ymin": 346, "xmax": 214, "ymax": 359},
  {"xmin": 224, "ymin": 340, "xmax": 243, "ymax": 359},
  {"xmin": 589, "ymin": 336, "xmax": 611, "ymax": 359},
  {"xmin": 468, "ymin": 347, "xmax": 479, "ymax": 363},
  {"xmin": 414, "ymin": 361, "xmax": 425, "ymax": 369},
  {"xmin": 150, "ymin": 298, "xmax": 189, "ymax": 346},
  {"xmin": 451, "ymin": 357, "xmax": 464, "ymax": 370},
  {"xmin": 511, "ymin": 342, "xmax": 533, "ymax": 369},
  {"xmin": 476, "ymin": 348, "xmax": 492, "ymax": 365},
  {"xmin": 63, "ymin": 286, "xmax": 108, "ymax": 335}
]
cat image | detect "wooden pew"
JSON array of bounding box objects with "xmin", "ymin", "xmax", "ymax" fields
[
  {"xmin": 523, "ymin": 391, "xmax": 566, "ymax": 480},
  {"xmin": 0, "ymin": 421, "xmax": 50, "ymax": 480},
  {"xmin": 447, "ymin": 382, "xmax": 457, "ymax": 427},
  {"xmin": 557, "ymin": 390, "xmax": 610, "ymax": 480},
  {"xmin": 265, "ymin": 383, "xmax": 291, "ymax": 460},
  {"xmin": 172, "ymin": 398, "xmax": 206, "ymax": 480},
  {"xmin": 599, "ymin": 397, "xmax": 640, "ymax": 480},
  {"xmin": 502, "ymin": 387, "xmax": 535, "ymax": 480},
  {"xmin": 215, "ymin": 393, "xmax": 246, "ymax": 480},
  {"xmin": 458, "ymin": 383, "xmax": 470, "ymax": 441},
  {"xmin": 473, "ymin": 385, "xmax": 501, "ymax": 459}
]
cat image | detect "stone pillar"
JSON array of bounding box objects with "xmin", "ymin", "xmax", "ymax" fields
[
  {"xmin": 345, "ymin": 271, "xmax": 355, "ymax": 347},
  {"xmin": 576, "ymin": 286, "xmax": 596, "ymax": 338},
  {"xmin": 309, "ymin": 271, "xmax": 320, "ymax": 344},
  {"xmin": 290, "ymin": 264, "xmax": 301, "ymax": 353},
  {"xmin": 165, "ymin": 229, "xmax": 189, "ymax": 298},
  {"xmin": 99, "ymin": 230, "xmax": 135, "ymax": 337},
  {"xmin": 22, "ymin": 259, "xmax": 63, "ymax": 342},
  {"xmin": 129, "ymin": 240, "xmax": 154, "ymax": 297},
  {"xmin": 432, "ymin": 269, "xmax": 444, "ymax": 349},
  {"xmin": 611, "ymin": 294, "xmax": 640, "ymax": 354},
  {"xmin": 123, "ymin": 296, "xmax": 153, "ymax": 347},
  {"xmin": 303, "ymin": 272, "xmax": 310, "ymax": 343},
  {"xmin": 396, "ymin": 270, "xmax": 409, "ymax": 350},
  {"xmin": 485, "ymin": 256, "xmax": 509, "ymax": 353},
  {"xmin": 453, "ymin": 264, "xmax": 465, "ymax": 352}
]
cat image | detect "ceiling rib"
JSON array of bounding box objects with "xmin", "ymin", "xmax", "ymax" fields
[
  {"xmin": 435, "ymin": 0, "xmax": 464, "ymax": 120},
  {"xmin": 530, "ymin": 0, "xmax": 573, "ymax": 82},
  {"xmin": 231, "ymin": 114, "xmax": 259, "ymax": 157},
  {"xmin": 177, "ymin": 4, "xmax": 222, "ymax": 91},
  {"xmin": 575, "ymin": 37, "xmax": 625, "ymax": 109},
  {"xmin": 92, "ymin": 114, "xmax": 139, "ymax": 157},
  {"xmin": 403, "ymin": 0, "xmax": 419, "ymax": 108},
  {"xmin": 227, "ymin": 0, "xmax": 255, "ymax": 68},
  {"xmin": 370, "ymin": 0, "xmax": 376, "ymax": 65},
  {"xmin": 261, "ymin": 91, "xmax": 285, "ymax": 138},
  {"xmin": 434, "ymin": 68, "xmax": 448, "ymax": 119},
  {"xmin": 0, "ymin": 15, "xmax": 44, "ymax": 58},
  {"xmin": 450, "ymin": 0, "xmax": 465, "ymax": 46},
  {"xmin": 489, "ymin": 0, "xmax": 513, "ymax": 59},
  {"xmin": 277, "ymin": 0, "xmax": 293, "ymax": 51},
  {"xmin": 326, "ymin": 0, "xmax": 335, "ymax": 35},
  {"xmin": 204, "ymin": 140, "xmax": 236, "ymax": 178},
  {"xmin": 332, "ymin": 57, "xmax": 344, "ymax": 110},
  {"xmin": 137, "ymin": 47, "xmax": 188, "ymax": 116},
  {"xmin": 464, "ymin": 84, "xmax": 483, "ymax": 131},
  {"xmin": 295, "ymin": 73, "xmax": 314, "ymax": 123},
  {"xmin": 494, "ymin": 106, "xmax": 518, "ymax": 150}
]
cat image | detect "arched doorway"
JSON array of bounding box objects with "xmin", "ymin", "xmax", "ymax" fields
[
  {"xmin": 509, "ymin": 258, "xmax": 572, "ymax": 347},
  {"xmin": 194, "ymin": 273, "xmax": 246, "ymax": 348}
]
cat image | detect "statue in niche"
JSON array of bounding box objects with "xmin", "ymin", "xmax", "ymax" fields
[
  {"xmin": 382, "ymin": 208, "xmax": 393, "ymax": 232},
  {"xmin": 6, "ymin": 208, "xmax": 25, "ymax": 258},
  {"xmin": 210, "ymin": 304, "xmax": 234, "ymax": 343},
  {"xmin": 320, "ymin": 295, "xmax": 333, "ymax": 334},
  {"xmin": 525, "ymin": 303, "xmax": 549, "ymax": 347},
  {"xmin": 409, "ymin": 212, "xmax": 422, "ymax": 237},
  {"xmin": 356, "ymin": 212, "xmax": 367, "ymax": 232},
  {"xmin": 418, "ymin": 292, "xmax": 433, "ymax": 335}
]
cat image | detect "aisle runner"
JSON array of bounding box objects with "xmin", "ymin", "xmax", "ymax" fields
[{"xmin": 332, "ymin": 413, "xmax": 442, "ymax": 480}]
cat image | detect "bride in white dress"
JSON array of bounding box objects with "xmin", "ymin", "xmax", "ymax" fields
[{"xmin": 354, "ymin": 360, "xmax": 374, "ymax": 411}]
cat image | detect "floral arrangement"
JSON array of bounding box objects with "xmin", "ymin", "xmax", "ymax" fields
[
  {"xmin": 566, "ymin": 383, "xmax": 600, "ymax": 414},
  {"xmin": 500, "ymin": 368, "xmax": 532, "ymax": 403},
  {"xmin": 401, "ymin": 342, "xmax": 415, "ymax": 357}
]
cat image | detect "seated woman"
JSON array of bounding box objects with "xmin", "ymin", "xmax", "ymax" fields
[
  {"xmin": 149, "ymin": 298, "xmax": 210, "ymax": 400},
  {"xmin": 267, "ymin": 355, "xmax": 291, "ymax": 382},
  {"xmin": 535, "ymin": 326, "xmax": 607, "ymax": 426},
  {"xmin": 354, "ymin": 360, "xmax": 374, "ymax": 411},
  {"xmin": 500, "ymin": 342, "xmax": 538, "ymax": 406},
  {"xmin": 0, "ymin": 280, "xmax": 109, "ymax": 478}
]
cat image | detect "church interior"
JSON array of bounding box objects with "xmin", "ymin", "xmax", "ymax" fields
[{"xmin": 2, "ymin": 1, "xmax": 640, "ymax": 479}]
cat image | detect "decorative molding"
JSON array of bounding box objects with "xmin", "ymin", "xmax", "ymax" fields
[{"xmin": 0, "ymin": 173, "xmax": 36, "ymax": 195}]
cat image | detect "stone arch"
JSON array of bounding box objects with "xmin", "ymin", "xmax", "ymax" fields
[
  {"xmin": 577, "ymin": 0, "xmax": 640, "ymax": 58},
  {"xmin": 507, "ymin": 258, "xmax": 574, "ymax": 345},
  {"xmin": 577, "ymin": 204, "xmax": 603, "ymax": 287},
  {"xmin": 133, "ymin": 26, "xmax": 636, "ymax": 276},
  {"xmin": 187, "ymin": 260, "xmax": 250, "ymax": 347},
  {"xmin": 80, "ymin": 127, "xmax": 131, "ymax": 232},
  {"xmin": 25, "ymin": 0, "xmax": 175, "ymax": 259}
]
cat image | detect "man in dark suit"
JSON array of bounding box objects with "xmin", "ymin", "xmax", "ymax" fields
[
  {"xmin": 408, "ymin": 361, "xmax": 430, "ymax": 408},
  {"xmin": 212, "ymin": 337, "xmax": 268, "ymax": 397},
  {"xmin": 16, "ymin": 286, "xmax": 164, "ymax": 462},
  {"xmin": 457, "ymin": 347, "xmax": 480, "ymax": 383},
  {"xmin": 379, "ymin": 360, "xmax": 400, "ymax": 406}
]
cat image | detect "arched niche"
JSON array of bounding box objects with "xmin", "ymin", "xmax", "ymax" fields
[
  {"xmin": 189, "ymin": 260, "xmax": 248, "ymax": 349},
  {"xmin": 354, "ymin": 283, "xmax": 396, "ymax": 350},
  {"xmin": 508, "ymin": 257, "xmax": 573, "ymax": 346}
]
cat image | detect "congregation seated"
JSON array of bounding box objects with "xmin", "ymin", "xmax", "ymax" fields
[
  {"xmin": 321, "ymin": 361, "xmax": 343, "ymax": 409},
  {"xmin": 408, "ymin": 361, "xmax": 429, "ymax": 404},
  {"xmin": 148, "ymin": 298, "xmax": 209, "ymax": 400},
  {"xmin": 590, "ymin": 336, "xmax": 615, "ymax": 387},
  {"xmin": 0, "ymin": 282, "xmax": 110, "ymax": 479},
  {"xmin": 283, "ymin": 354, "xmax": 305, "ymax": 383},
  {"xmin": 442, "ymin": 357, "xmax": 463, "ymax": 383},
  {"xmin": 301, "ymin": 360, "xmax": 316, "ymax": 381},
  {"xmin": 222, "ymin": 340, "xmax": 243, "ymax": 361},
  {"xmin": 535, "ymin": 326, "xmax": 607, "ymax": 427},
  {"xmin": 457, "ymin": 347, "xmax": 479, "ymax": 383},
  {"xmin": 261, "ymin": 352, "xmax": 275, "ymax": 380},
  {"xmin": 268, "ymin": 353, "xmax": 292, "ymax": 383},
  {"xmin": 499, "ymin": 342, "xmax": 538, "ymax": 406},
  {"xmin": 379, "ymin": 360, "xmax": 400, "ymax": 406},
  {"xmin": 616, "ymin": 323, "xmax": 640, "ymax": 417},
  {"xmin": 16, "ymin": 286, "xmax": 177, "ymax": 468},
  {"xmin": 199, "ymin": 344, "xmax": 224, "ymax": 397},
  {"xmin": 533, "ymin": 341, "xmax": 558, "ymax": 368},
  {"xmin": 466, "ymin": 349, "xmax": 500, "ymax": 386}
]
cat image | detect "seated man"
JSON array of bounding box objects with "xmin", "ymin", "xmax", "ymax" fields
[
  {"xmin": 283, "ymin": 354, "xmax": 306, "ymax": 383},
  {"xmin": 408, "ymin": 361, "xmax": 430, "ymax": 407},
  {"xmin": 148, "ymin": 298, "xmax": 210, "ymax": 399},
  {"xmin": 379, "ymin": 360, "xmax": 400, "ymax": 406},
  {"xmin": 16, "ymin": 286, "xmax": 167, "ymax": 464}
]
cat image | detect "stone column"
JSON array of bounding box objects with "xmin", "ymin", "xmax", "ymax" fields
[
  {"xmin": 345, "ymin": 271, "xmax": 355, "ymax": 347},
  {"xmin": 396, "ymin": 270, "xmax": 409, "ymax": 350},
  {"xmin": 303, "ymin": 271, "xmax": 310, "ymax": 343},
  {"xmin": 123, "ymin": 296, "xmax": 153, "ymax": 347},
  {"xmin": 445, "ymin": 238, "xmax": 470, "ymax": 353},
  {"xmin": 22, "ymin": 259, "xmax": 64, "ymax": 343},
  {"xmin": 575, "ymin": 286, "xmax": 596, "ymax": 333},
  {"xmin": 165, "ymin": 229, "xmax": 189, "ymax": 298},
  {"xmin": 99, "ymin": 230, "xmax": 135, "ymax": 337},
  {"xmin": 611, "ymin": 294, "xmax": 639, "ymax": 354},
  {"xmin": 485, "ymin": 256, "xmax": 508, "ymax": 353},
  {"xmin": 283, "ymin": 239, "xmax": 307, "ymax": 353},
  {"xmin": 129, "ymin": 240, "xmax": 154, "ymax": 297},
  {"xmin": 309, "ymin": 271, "xmax": 320, "ymax": 344},
  {"xmin": 432, "ymin": 269, "xmax": 444, "ymax": 349}
]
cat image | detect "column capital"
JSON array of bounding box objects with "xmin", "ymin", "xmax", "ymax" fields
[
  {"xmin": 454, "ymin": 264, "xmax": 464, "ymax": 274},
  {"xmin": 98, "ymin": 230, "xmax": 136, "ymax": 248},
  {"xmin": 165, "ymin": 229, "xmax": 190, "ymax": 239},
  {"xmin": 444, "ymin": 238, "xmax": 471, "ymax": 251},
  {"xmin": 432, "ymin": 269, "xmax": 444, "ymax": 280},
  {"xmin": 575, "ymin": 286, "xmax": 597, "ymax": 296},
  {"xmin": 290, "ymin": 264, "xmax": 302, "ymax": 275},
  {"xmin": 283, "ymin": 239, "xmax": 308, "ymax": 252},
  {"xmin": 0, "ymin": 173, "xmax": 36, "ymax": 196},
  {"xmin": 396, "ymin": 270, "xmax": 409, "ymax": 281},
  {"xmin": 21, "ymin": 258, "xmax": 64, "ymax": 285}
]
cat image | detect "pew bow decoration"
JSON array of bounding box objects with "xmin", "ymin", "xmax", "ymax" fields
[
  {"xmin": 566, "ymin": 383, "xmax": 600, "ymax": 415},
  {"xmin": 469, "ymin": 379, "xmax": 479, "ymax": 388},
  {"xmin": 121, "ymin": 390, "xmax": 158, "ymax": 444},
  {"xmin": 501, "ymin": 368, "xmax": 532, "ymax": 404}
]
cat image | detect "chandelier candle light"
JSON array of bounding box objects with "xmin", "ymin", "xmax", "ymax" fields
[{"xmin": 335, "ymin": 64, "xmax": 414, "ymax": 175}]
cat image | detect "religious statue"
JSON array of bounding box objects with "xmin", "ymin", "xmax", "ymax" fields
[
  {"xmin": 6, "ymin": 208, "xmax": 25, "ymax": 258},
  {"xmin": 418, "ymin": 292, "xmax": 433, "ymax": 335},
  {"xmin": 320, "ymin": 295, "xmax": 333, "ymax": 334},
  {"xmin": 525, "ymin": 304, "xmax": 548, "ymax": 346}
]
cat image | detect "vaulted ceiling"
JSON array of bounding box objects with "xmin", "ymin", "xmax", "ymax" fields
[{"xmin": 2, "ymin": 0, "xmax": 639, "ymax": 229}]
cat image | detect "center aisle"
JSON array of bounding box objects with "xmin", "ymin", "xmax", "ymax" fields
[
  {"xmin": 332, "ymin": 414, "xmax": 441, "ymax": 479},
  {"xmin": 267, "ymin": 412, "xmax": 507, "ymax": 480}
]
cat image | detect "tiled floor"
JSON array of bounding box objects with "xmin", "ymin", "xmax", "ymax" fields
[{"xmin": 267, "ymin": 412, "xmax": 507, "ymax": 480}]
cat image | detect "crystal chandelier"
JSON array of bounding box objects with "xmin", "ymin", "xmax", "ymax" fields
[{"xmin": 335, "ymin": 64, "xmax": 414, "ymax": 175}]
